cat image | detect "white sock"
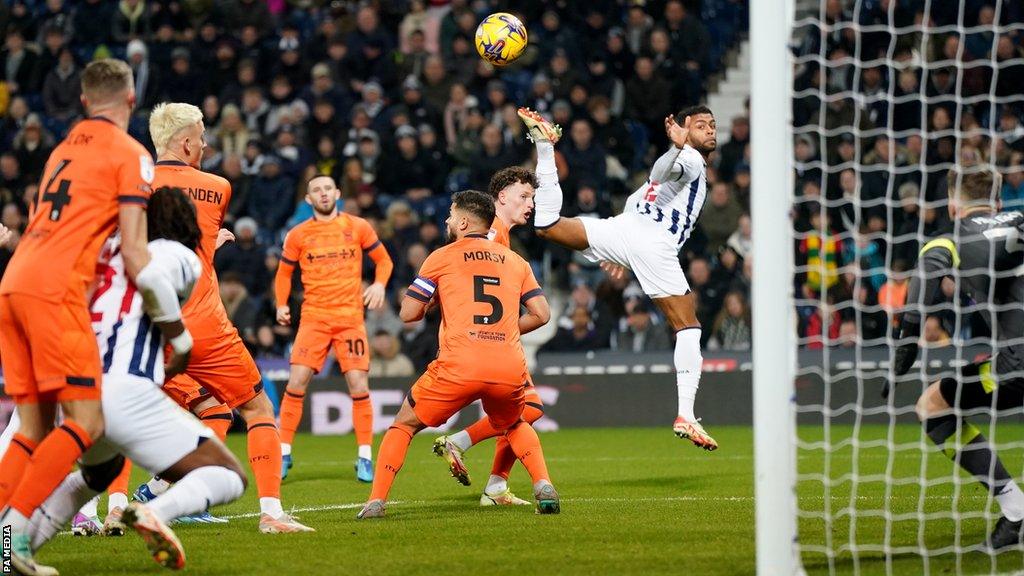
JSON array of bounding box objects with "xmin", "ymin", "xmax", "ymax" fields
[
  {"xmin": 485, "ymin": 475, "xmax": 508, "ymax": 496},
  {"xmin": 147, "ymin": 466, "xmax": 245, "ymax": 524},
  {"xmin": 79, "ymin": 494, "xmax": 99, "ymax": 518},
  {"xmin": 260, "ymin": 496, "xmax": 284, "ymax": 518},
  {"xmin": 108, "ymin": 492, "xmax": 129, "ymax": 512},
  {"xmin": 358, "ymin": 444, "xmax": 372, "ymax": 460},
  {"xmin": 30, "ymin": 471, "xmax": 97, "ymax": 549},
  {"xmin": 449, "ymin": 430, "xmax": 472, "ymax": 452},
  {"xmin": 533, "ymin": 141, "xmax": 562, "ymax": 228},
  {"xmin": 998, "ymin": 480, "xmax": 1024, "ymax": 522},
  {"xmin": 281, "ymin": 443, "xmax": 292, "ymax": 456},
  {"xmin": 675, "ymin": 329, "xmax": 702, "ymax": 421},
  {"xmin": 147, "ymin": 476, "xmax": 171, "ymax": 496},
  {"xmin": 533, "ymin": 479, "xmax": 552, "ymax": 494},
  {"xmin": 3, "ymin": 508, "xmax": 30, "ymax": 533}
]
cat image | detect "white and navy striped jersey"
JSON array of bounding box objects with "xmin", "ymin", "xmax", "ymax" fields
[
  {"xmin": 624, "ymin": 144, "xmax": 708, "ymax": 249},
  {"xmin": 90, "ymin": 237, "xmax": 201, "ymax": 384}
]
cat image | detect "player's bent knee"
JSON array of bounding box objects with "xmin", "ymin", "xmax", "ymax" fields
[
  {"xmin": 916, "ymin": 381, "xmax": 950, "ymax": 421},
  {"xmin": 239, "ymin": 392, "xmax": 274, "ymax": 419},
  {"xmin": 81, "ymin": 454, "xmax": 126, "ymax": 492}
]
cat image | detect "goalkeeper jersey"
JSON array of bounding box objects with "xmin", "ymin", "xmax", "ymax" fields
[{"xmin": 903, "ymin": 209, "xmax": 1024, "ymax": 377}]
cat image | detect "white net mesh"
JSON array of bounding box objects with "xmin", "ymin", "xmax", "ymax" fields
[{"xmin": 790, "ymin": 1, "xmax": 1024, "ymax": 574}]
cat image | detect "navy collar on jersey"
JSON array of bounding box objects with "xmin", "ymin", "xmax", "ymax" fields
[
  {"xmin": 87, "ymin": 115, "xmax": 117, "ymax": 126},
  {"xmin": 465, "ymin": 233, "xmax": 488, "ymax": 239},
  {"xmin": 155, "ymin": 160, "xmax": 189, "ymax": 166}
]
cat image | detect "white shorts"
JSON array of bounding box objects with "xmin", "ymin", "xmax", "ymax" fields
[
  {"xmin": 579, "ymin": 212, "xmax": 690, "ymax": 299},
  {"xmin": 80, "ymin": 375, "xmax": 214, "ymax": 474}
]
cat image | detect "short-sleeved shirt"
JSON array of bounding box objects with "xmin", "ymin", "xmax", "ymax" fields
[
  {"xmin": 152, "ymin": 161, "xmax": 234, "ymax": 338},
  {"xmin": 406, "ymin": 234, "xmax": 543, "ymax": 385},
  {"xmin": 281, "ymin": 214, "xmax": 382, "ymax": 322},
  {"xmin": 487, "ymin": 217, "xmax": 511, "ymax": 248},
  {"xmin": 1, "ymin": 117, "xmax": 154, "ymax": 303}
]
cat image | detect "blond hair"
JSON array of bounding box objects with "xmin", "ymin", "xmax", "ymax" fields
[
  {"xmin": 81, "ymin": 59, "xmax": 133, "ymax": 106},
  {"xmin": 149, "ymin": 102, "xmax": 203, "ymax": 156}
]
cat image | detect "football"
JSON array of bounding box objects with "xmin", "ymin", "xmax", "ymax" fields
[{"xmin": 475, "ymin": 12, "xmax": 528, "ymax": 67}]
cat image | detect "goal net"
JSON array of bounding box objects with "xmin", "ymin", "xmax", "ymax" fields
[{"xmin": 754, "ymin": 0, "xmax": 1024, "ymax": 574}]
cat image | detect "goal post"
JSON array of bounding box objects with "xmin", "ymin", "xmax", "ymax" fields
[{"xmin": 751, "ymin": 0, "xmax": 800, "ymax": 574}]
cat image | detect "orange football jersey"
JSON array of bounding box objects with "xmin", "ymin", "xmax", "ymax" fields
[
  {"xmin": 1, "ymin": 117, "xmax": 153, "ymax": 303},
  {"xmin": 406, "ymin": 234, "xmax": 543, "ymax": 385},
  {"xmin": 152, "ymin": 160, "xmax": 234, "ymax": 337},
  {"xmin": 280, "ymin": 214, "xmax": 382, "ymax": 322},
  {"xmin": 488, "ymin": 217, "xmax": 511, "ymax": 248}
]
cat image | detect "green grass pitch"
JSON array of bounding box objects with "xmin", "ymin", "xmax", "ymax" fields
[{"xmin": 32, "ymin": 426, "xmax": 1024, "ymax": 575}]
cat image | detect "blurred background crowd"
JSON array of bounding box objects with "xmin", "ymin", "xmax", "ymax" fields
[
  {"xmin": 792, "ymin": 0, "xmax": 1024, "ymax": 351},
  {"xmin": 0, "ymin": 0, "xmax": 755, "ymax": 370}
]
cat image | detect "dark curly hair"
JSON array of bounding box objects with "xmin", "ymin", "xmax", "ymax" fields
[
  {"xmin": 451, "ymin": 189, "xmax": 496, "ymax": 226},
  {"xmin": 487, "ymin": 166, "xmax": 538, "ymax": 199},
  {"xmin": 147, "ymin": 186, "xmax": 201, "ymax": 251},
  {"xmin": 676, "ymin": 105, "xmax": 714, "ymax": 123}
]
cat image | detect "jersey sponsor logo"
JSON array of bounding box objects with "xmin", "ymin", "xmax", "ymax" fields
[
  {"xmin": 185, "ymin": 187, "xmax": 224, "ymax": 205},
  {"xmin": 139, "ymin": 155, "xmax": 155, "ymax": 183},
  {"xmin": 463, "ymin": 250, "xmax": 506, "ymax": 264},
  {"xmin": 304, "ymin": 248, "xmax": 358, "ymax": 264},
  {"xmin": 468, "ymin": 329, "xmax": 506, "ymax": 343}
]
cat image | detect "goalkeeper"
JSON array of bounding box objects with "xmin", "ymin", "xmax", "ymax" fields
[{"xmin": 891, "ymin": 165, "xmax": 1024, "ymax": 550}]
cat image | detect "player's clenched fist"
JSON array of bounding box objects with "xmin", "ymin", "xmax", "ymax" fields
[{"xmin": 276, "ymin": 305, "xmax": 291, "ymax": 326}]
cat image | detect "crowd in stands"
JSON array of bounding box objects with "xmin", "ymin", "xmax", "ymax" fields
[
  {"xmin": 0, "ymin": 0, "xmax": 751, "ymax": 366},
  {"xmin": 792, "ymin": 0, "xmax": 1024, "ymax": 349}
]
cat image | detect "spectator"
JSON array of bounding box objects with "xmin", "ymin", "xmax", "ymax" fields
[
  {"xmin": 562, "ymin": 119, "xmax": 607, "ymax": 189},
  {"xmin": 625, "ymin": 56, "xmax": 673, "ymax": 149},
  {"xmin": 41, "ymin": 48, "xmax": 80, "ymax": 122},
  {"xmin": 365, "ymin": 300, "xmax": 403, "ymax": 339},
  {"xmin": 468, "ymin": 124, "xmax": 516, "ymax": 191},
  {"xmin": 612, "ymin": 302, "xmax": 671, "ymax": 353},
  {"xmin": 709, "ymin": 292, "xmax": 752, "ymax": 351},
  {"xmin": 726, "ymin": 214, "xmax": 752, "ymax": 261},
  {"xmin": 219, "ymin": 271, "xmax": 266, "ymax": 351},
  {"xmin": 162, "ymin": 47, "xmax": 203, "ymax": 106},
  {"xmin": 700, "ymin": 182, "xmax": 743, "ymax": 254},
  {"xmin": 246, "ymin": 156, "xmax": 294, "ymax": 242},
  {"xmin": 126, "ymin": 39, "xmax": 160, "ymax": 112},
  {"xmin": 111, "ymin": 0, "xmax": 151, "ymax": 45},
  {"xmin": 399, "ymin": 311, "xmax": 439, "ymax": 372},
  {"xmin": 1003, "ymin": 152, "xmax": 1024, "ymax": 212},
  {"xmin": 800, "ymin": 210, "xmax": 841, "ymax": 296},
  {"xmin": 12, "ymin": 115, "xmax": 54, "ymax": 182},
  {"xmin": 688, "ymin": 257, "xmax": 725, "ymax": 337},
  {"xmin": 368, "ymin": 330, "xmax": 415, "ymax": 377},
  {"xmin": 923, "ymin": 315, "xmax": 951, "ymax": 348},
  {"xmin": 215, "ymin": 217, "xmax": 269, "ymax": 296},
  {"xmin": 2, "ymin": 27, "xmax": 38, "ymax": 95},
  {"xmin": 717, "ymin": 116, "xmax": 749, "ymax": 182},
  {"xmin": 540, "ymin": 306, "xmax": 607, "ymax": 353}
]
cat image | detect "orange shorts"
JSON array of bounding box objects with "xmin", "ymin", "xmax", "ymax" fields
[
  {"xmin": 0, "ymin": 292, "xmax": 101, "ymax": 402},
  {"xmin": 409, "ymin": 366, "xmax": 526, "ymax": 430},
  {"xmin": 291, "ymin": 317, "xmax": 369, "ymax": 373},
  {"xmin": 163, "ymin": 330, "xmax": 262, "ymax": 409},
  {"xmin": 524, "ymin": 384, "xmax": 543, "ymax": 411}
]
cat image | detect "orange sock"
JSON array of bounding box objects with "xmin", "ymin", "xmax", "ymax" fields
[
  {"xmin": 108, "ymin": 458, "xmax": 132, "ymax": 497},
  {"xmin": 199, "ymin": 404, "xmax": 234, "ymax": 442},
  {"xmin": 0, "ymin": 433, "xmax": 37, "ymax": 509},
  {"xmin": 369, "ymin": 424, "xmax": 415, "ymax": 502},
  {"xmin": 504, "ymin": 421, "xmax": 549, "ymax": 485},
  {"xmin": 465, "ymin": 415, "xmax": 500, "ymax": 445},
  {"xmin": 490, "ymin": 403, "xmax": 544, "ymax": 479},
  {"xmin": 351, "ymin": 393, "xmax": 373, "ymax": 448},
  {"xmin": 246, "ymin": 416, "xmax": 282, "ymax": 499},
  {"xmin": 278, "ymin": 390, "xmax": 305, "ymax": 446},
  {"xmin": 9, "ymin": 420, "xmax": 94, "ymax": 518}
]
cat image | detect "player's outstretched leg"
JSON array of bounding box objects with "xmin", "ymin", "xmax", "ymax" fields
[
  {"xmin": 519, "ymin": 107, "xmax": 562, "ymax": 230},
  {"xmin": 504, "ymin": 420, "xmax": 559, "ymax": 514},
  {"xmin": 917, "ymin": 378, "xmax": 1024, "ymax": 550},
  {"xmin": 358, "ymin": 399, "xmax": 426, "ymax": 519}
]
